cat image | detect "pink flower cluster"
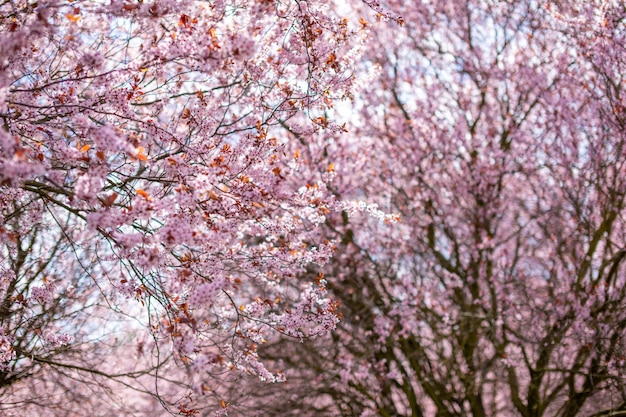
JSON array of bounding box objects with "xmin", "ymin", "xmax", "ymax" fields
[
  {"xmin": 30, "ymin": 281, "xmax": 56, "ymax": 304},
  {"xmin": 43, "ymin": 332, "xmax": 74, "ymax": 348},
  {"xmin": 188, "ymin": 278, "xmax": 226, "ymax": 308},
  {"xmin": 0, "ymin": 328, "xmax": 15, "ymax": 371}
]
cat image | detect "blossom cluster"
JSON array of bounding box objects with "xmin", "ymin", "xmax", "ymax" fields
[{"xmin": 0, "ymin": 328, "xmax": 15, "ymax": 372}]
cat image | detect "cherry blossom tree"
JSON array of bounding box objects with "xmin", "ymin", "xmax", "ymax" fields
[
  {"xmin": 0, "ymin": 0, "xmax": 402, "ymax": 414},
  {"xmin": 250, "ymin": 1, "xmax": 626, "ymax": 416}
]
